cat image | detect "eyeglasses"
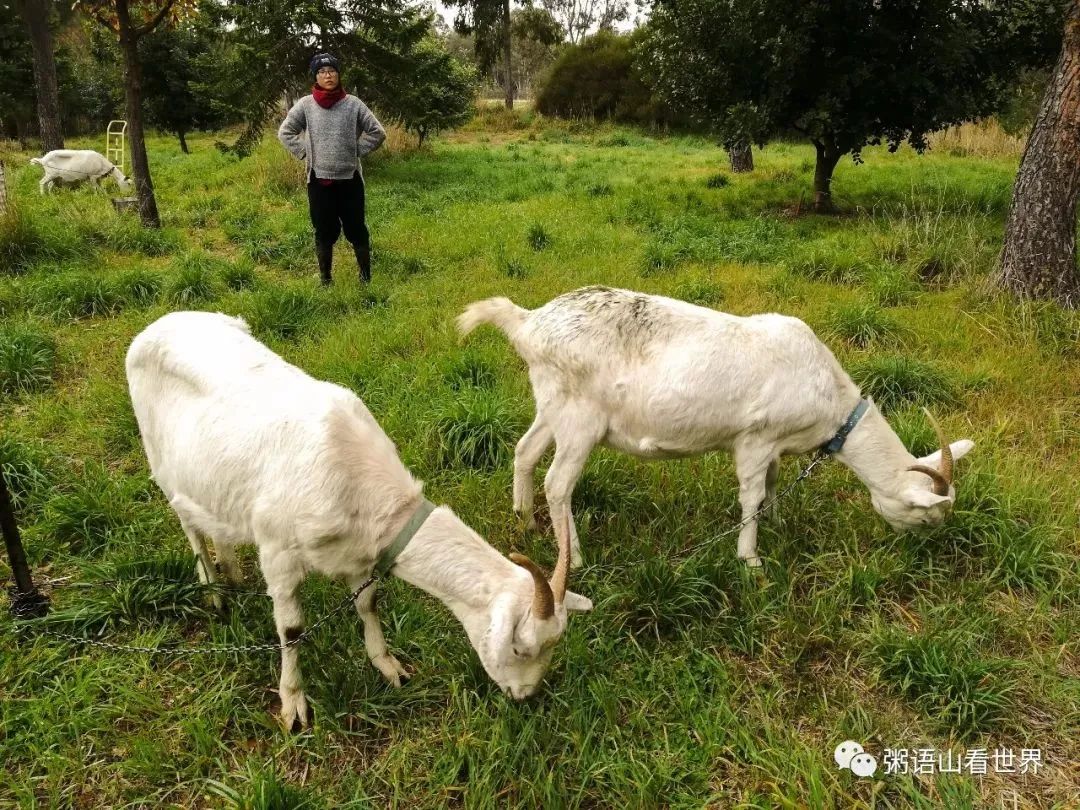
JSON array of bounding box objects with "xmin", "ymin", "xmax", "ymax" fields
[{"xmin": 317, "ymin": 68, "xmax": 338, "ymax": 76}]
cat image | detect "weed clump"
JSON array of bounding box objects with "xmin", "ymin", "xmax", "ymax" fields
[{"xmin": 0, "ymin": 327, "xmax": 57, "ymax": 395}]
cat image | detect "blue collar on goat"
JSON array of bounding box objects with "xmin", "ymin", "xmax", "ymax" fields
[
  {"xmin": 374, "ymin": 499, "xmax": 436, "ymax": 576},
  {"xmin": 822, "ymin": 398, "xmax": 871, "ymax": 455}
]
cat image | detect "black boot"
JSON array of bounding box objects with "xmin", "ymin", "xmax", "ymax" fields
[
  {"xmin": 316, "ymin": 242, "xmax": 333, "ymax": 286},
  {"xmin": 354, "ymin": 245, "xmax": 371, "ymax": 284}
]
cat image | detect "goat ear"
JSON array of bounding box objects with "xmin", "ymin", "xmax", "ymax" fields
[
  {"xmin": 915, "ymin": 439, "xmax": 975, "ymax": 467},
  {"xmin": 903, "ymin": 487, "xmax": 951, "ymax": 510},
  {"xmin": 562, "ymin": 591, "xmax": 593, "ymax": 613}
]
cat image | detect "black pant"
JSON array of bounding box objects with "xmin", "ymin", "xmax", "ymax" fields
[{"xmin": 307, "ymin": 171, "xmax": 369, "ymax": 249}]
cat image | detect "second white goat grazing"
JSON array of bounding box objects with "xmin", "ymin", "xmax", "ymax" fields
[
  {"xmin": 30, "ymin": 149, "xmax": 131, "ymax": 194},
  {"xmin": 126, "ymin": 311, "xmax": 591, "ymax": 731},
  {"xmin": 458, "ymin": 286, "xmax": 974, "ymax": 568}
]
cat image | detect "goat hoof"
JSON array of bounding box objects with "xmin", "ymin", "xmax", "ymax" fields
[
  {"xmin": 279, "ymin": 692, "xmax": 311, "ymax": 733},
  {"xmin": 375, "ymin": 654, "xmax": 410, "ymax": 687},
  {"xmin": 514, "ymin": 510, "xmax": 537, "ymax": 532}
]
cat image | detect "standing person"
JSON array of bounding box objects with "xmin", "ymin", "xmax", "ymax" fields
[{"xmin": 278, "ymin": 53, "xmax": 386, "ymax": 285}]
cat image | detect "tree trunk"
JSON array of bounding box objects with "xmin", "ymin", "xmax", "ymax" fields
[
  {"xmin": 118, "ymin": 16, "xmax": 161, "ymax": 228},
  {"xmin": 812, "ymin": 140, "xmax": 843, "ymax": 213},
  {"xmin": 728, "ymin": 142, "xmax": 753, "ymax": 173},
  {"xmin": 996, "ymin": 1, "xmax": 1080, "ymax": 307},
  {"xmin": 18, "ymin": 0, "xmax": 65, "ymax": 152},
  {"xmin": 178, "ymin": 130, "xmax": 189, "ymax": 154},
  {"xmin": 502, "ymin": 0, "xmax": 514, "ymax": 110}
]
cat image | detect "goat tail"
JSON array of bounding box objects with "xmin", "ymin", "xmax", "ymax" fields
[
  {"xmin": 30, "ymin": 158, "xmax": 42, "ymax": 165},
  {"xmin": 457, "ymin": 297, "xmax": 529, "ymax": 342}
]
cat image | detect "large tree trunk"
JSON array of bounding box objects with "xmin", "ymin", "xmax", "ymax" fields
[
  {"xmin": 728, "ymin": 142, "xmax": 753, "ymax": 173},
  {"xmin": 811, "ymin": 140, "xmax": 843, "ymax": 213},
  {"xmin": 18, "ymin": 0, "xmax": 65, "ymax": 152},
  {"xmin": 996, "ymin": 1, "xmax": 1080, "ymax": 307},
  {"xmin": 118, "ymin": 23, "xmax": 161, "ymax": 228},
  {"xmin": 502, "ymin": 0, "xmax": 514, "ymax": 110}
]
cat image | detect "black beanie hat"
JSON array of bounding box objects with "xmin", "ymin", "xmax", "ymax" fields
[{"xmin": 309, "ymin": 53, "xmax": 341, "ymax": 78}]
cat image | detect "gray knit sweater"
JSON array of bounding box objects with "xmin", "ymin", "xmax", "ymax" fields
[{"xmin": 277, "ymin": 95, "xmax": 386, "ymax": 180}]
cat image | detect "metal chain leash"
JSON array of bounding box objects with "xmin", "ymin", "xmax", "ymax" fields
[
  {"xmin": 6, "ymin": 453, "xmax": 830, "ymax": 655},
  {"xmin": 9, "ymin": 575, "xmax": 377, "ymax": 656},
  {"xmin": 674, "ymin": 451, "xmax": 829, "ymax": 560}
]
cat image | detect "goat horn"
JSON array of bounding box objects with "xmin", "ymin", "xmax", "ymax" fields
[
  {"xmin": 550, "ymin": 512, "xmax": 571, "ymax": 605},
  {"xmin": 906, "ymin": 464, "xmax": 950, "ymax": 496},
  {"xmin": 922, "ymin": 407, "xmax": 953, "ymax": 485},
  {"xmin": 509, "ymin": 553, "xmax": 555, "ymax": 620}
]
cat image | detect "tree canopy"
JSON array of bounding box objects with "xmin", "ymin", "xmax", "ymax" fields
[{"xmin": 647, "ymin": 0, "xmax": 1065, "ymax": 210}]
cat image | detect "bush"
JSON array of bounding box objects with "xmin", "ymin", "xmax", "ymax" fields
[
  {"xmin": 245, "ymin": 286, "xmax": 326, "ymax": 340},
  {"xmin": 167, "ymin": 253, "xmax": 222, "ymax": 305},
  {"xmin": 43, "ymin": 464, "xmax": 159, "ymax": 556},
  {"xmin": 0, "ymin": 436, "xmax": 53, "ymax": 514},
  {"xmin": 0, "ymin": 208, "xmax": 82, "ymax": 275},
  {"xmin": 869, "ymin": 623, "xmax": 1015, "ymax": 738},
  {"xmin": 869, "ymin": 271, "xmax": 920, "ymax": 307},
  {"xmin": 114, "ymin": 268, "xmax": 164, "ymax": 307},
  {"xmin": 850, "ymin": 356, "xmax": 960, "ymax": 413},
  {"xmin": 527, "ymin": 223, "xmax": 552, "ymax": 252},
  {"xmin": 825, "ymin": 302, "xmax": 906, "ymax": 348},
  {"xmin": 535, "ymin": 30, "xmax": 674, "ymax": 125},
  {"xmin": 27, "ymin": 273, "xmax": 123, "ymax": 320},
  {"xmin": 221, "ymin": 259, "xmax": 259, "ymax": 292},
  {"xmin": 673, "ymin": 277, "xmax": 725, "ymax": 307},
  {"xmin": 0, "ymin": 327, "xmax": 57, "ymax": 395},
  {"xmin": 430, "ymin": 391, "xmax": 525, "ymax": 472}
]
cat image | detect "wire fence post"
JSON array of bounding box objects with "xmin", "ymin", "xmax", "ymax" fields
[{"xmin": 1, "ymin": 466, "xmax": 50, "ymax": 620}]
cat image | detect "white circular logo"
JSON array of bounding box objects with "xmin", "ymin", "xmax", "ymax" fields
[
  {"xmin": 850, "ymin": 752, "xmax": 878, "ymax": 778},
  {"xmin": 834, "ymin": 740, "xmax": 864, "ymax": 769}
]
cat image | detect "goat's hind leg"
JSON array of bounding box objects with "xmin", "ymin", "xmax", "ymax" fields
[
  {"xmin": 172, "ymin": 508, "xmax": 223, "ymax": 610},
  {"xmin": 764, "ymin": 458, "xmax": 780, "ymax": 520},
  {"xmin": 170, "ymin": 493, "xmax": 232, "ymax": 608},
  {"xmin": 513, "ymin": 416, "xmax": 553, "ymax": 531}
]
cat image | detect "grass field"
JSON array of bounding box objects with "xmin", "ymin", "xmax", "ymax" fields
[{"xmin": 1, "ymin": 110, "xmax": 1078, "ymax": 808}]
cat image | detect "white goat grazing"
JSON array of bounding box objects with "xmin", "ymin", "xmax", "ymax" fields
[
  {"xmin": 458, "ymin": 286, "xmax": 974, "ymax": 568},
  {"xmin": 126, "ymin": 311, "xmax": 591, "ymax": 731},
  {"xmin": 30, "ymin": 150, "xmax": 131, "ymax": 194}
]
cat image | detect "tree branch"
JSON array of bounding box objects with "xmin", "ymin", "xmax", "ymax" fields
[{"xmin": 135, "ymin": 0, "xmax": 176, "ymax": 37}]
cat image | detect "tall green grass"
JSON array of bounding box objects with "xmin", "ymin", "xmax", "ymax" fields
[{"xmin": 0, "ymin": 125, "xmax": 1076, "ymax": 810}]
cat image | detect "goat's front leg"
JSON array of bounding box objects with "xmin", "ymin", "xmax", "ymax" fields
[
  {"xmin": 349, "ymin": 578, "xmax": 408, "ymax": 687},
  {"xmin": 544, "ymin": 425, "xmax": 601, "ymax": 569},
  {"xmin": 734, "ymin": 442, "xmax": 774, "ymax": 567},
  {"xmin": 261, "ymin": 547, "xmax": 310, "ymax": 732},
  {"xmin": 513, "ymin": 416, "xmax": 553, "ymax": 530}
]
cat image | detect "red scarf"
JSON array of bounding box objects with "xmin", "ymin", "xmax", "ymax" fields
[{"xmin": 312, "ymin": 84, "xmax": 346, "ymax": 109}]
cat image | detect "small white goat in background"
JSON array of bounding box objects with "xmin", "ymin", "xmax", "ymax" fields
[
  {"xmin": 126, "ymin": 311, "xmax": 591, "ymax": 731},
  {"xmin": 31, "ymin": 149, "xmax": 131, "ymax": 194},
  {"xmin": 459, "ymin": 286, "xmax": 974, "ymax": 568}
]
